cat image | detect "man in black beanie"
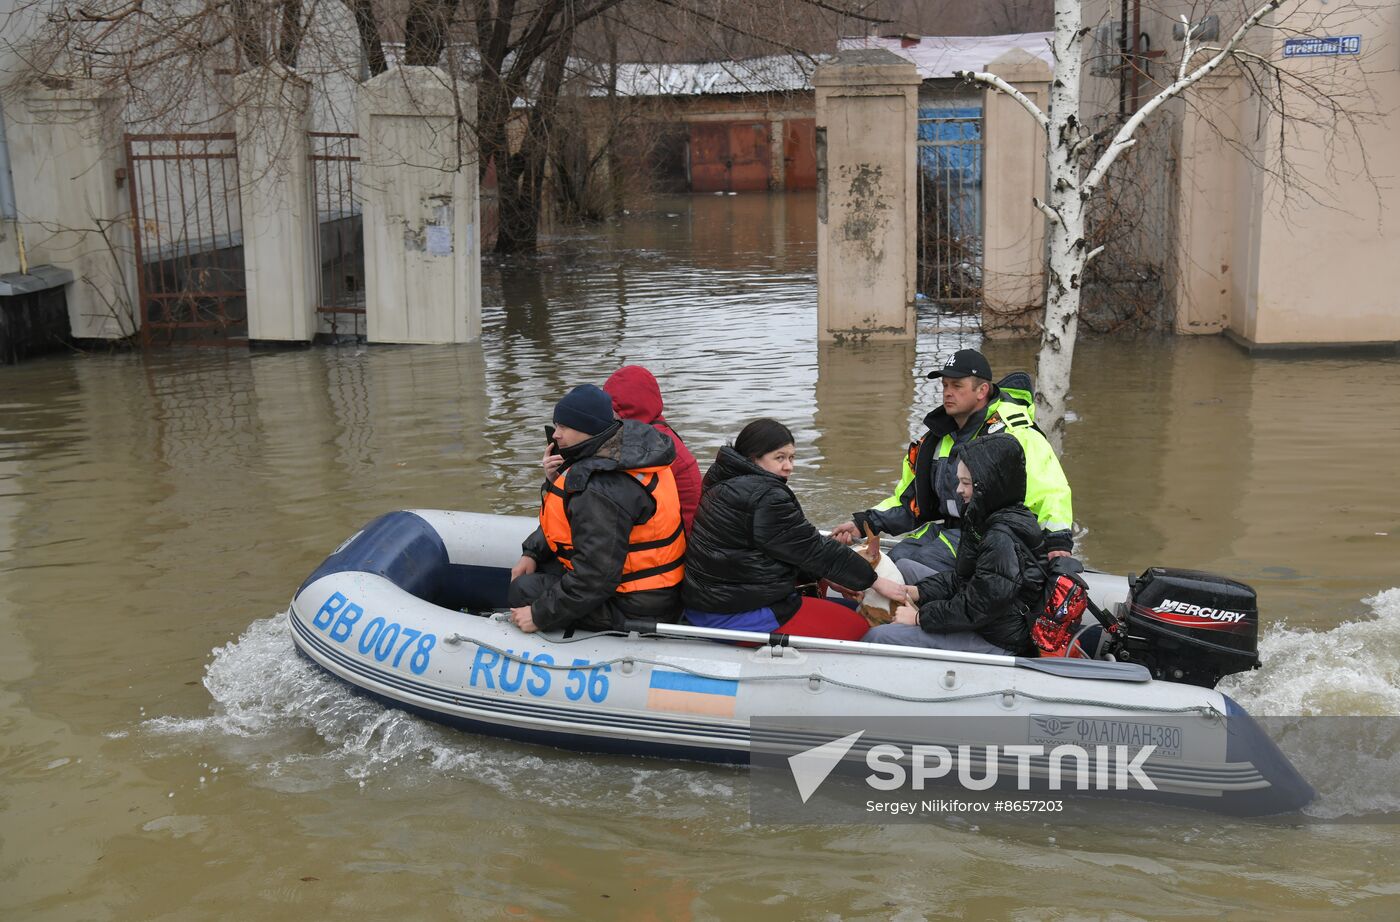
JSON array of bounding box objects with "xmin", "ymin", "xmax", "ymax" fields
[{"xmin": 509, "ymin": 384, "xmax": 686, "ymax": 633}]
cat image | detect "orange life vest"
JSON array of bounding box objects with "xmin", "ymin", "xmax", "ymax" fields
[
  {"xmin": 906, "ymin": 441, "xmax": 923, "ymax": 517},
  {"xmin": 539, "ymin": 464, "xmax": 686, "ymax": 592}
]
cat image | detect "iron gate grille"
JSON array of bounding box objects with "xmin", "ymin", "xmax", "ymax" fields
[
  {"xmin": 308, "ymin": 131, "xmax": 365, "ymax": 340},
  {"xmin": 916, "ymin": 109, "xmax": 984, "ymax": 314},
  {"xmin": 124, "ymin": 133, "xmax": 246, "ymax": 346}
]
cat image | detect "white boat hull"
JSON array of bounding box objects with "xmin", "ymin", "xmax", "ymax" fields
[{"xmin": 289, "ymin": 510, "xmax": 1313, "ymax": 815}]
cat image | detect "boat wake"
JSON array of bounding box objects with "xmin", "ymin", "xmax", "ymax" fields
[
  {"xmin": 1218, "ymin": 588, "xmax": 1400, "ymax": 820},
  {"xmin": 1220, "ymin": 587, "xmax": 1400, "ymax": 715},
  {"xmin": 147, "ymin": 589, "xmax": 1400, "ymax": 821},
  {"xmin": 142, "ymin": 610, "xmax": 740, "ymax": 817}
]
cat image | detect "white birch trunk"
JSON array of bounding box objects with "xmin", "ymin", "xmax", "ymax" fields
[
  {"xmin": 1035, "ymin": 0, "xmax": 1088, "ymax": 449},
  {"xmin": 960, "ymin": 0, "xmax": 1283, "ymax": 450}
]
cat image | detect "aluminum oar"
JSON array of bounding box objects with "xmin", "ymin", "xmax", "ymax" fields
[{"xmin": 619, "ymin": 619, "xmax": 1152, "ymax": 683}]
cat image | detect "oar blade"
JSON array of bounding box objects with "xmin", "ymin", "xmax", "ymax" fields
[{"xmin": 1014, "ymin": 656, "xmax": 1152, "ymax": 683}]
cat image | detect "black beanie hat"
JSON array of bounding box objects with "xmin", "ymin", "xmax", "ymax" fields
[{"xmin": 553, "ymin": 384, "xmax": 616, "ymax": 436}]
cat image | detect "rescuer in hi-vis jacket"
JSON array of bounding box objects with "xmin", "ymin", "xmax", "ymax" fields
[{"xmin": 832, "ymin": 349, "xmax": 1074, "ymax": 584}]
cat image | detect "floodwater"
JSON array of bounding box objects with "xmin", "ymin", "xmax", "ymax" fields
[{"xmin": 4, "ymin": 192, "xmax": 1400, "ymax": 919}]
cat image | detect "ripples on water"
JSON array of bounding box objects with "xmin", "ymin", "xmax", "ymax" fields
[{"xmin": 146, "ymin": 611, "xmax": 741, "ymax": 820}]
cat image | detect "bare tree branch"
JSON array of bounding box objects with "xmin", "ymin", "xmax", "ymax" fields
[
  {"xmin": 954, "ymin": 67, "xmax": 1050, "ymax": 131},
  {"xmin": 1083, "ymin": 0, "xmax": 1283, "ymax": 198}
]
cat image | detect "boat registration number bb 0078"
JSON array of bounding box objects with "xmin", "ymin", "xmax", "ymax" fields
[{"xmin": 310, "ymin": 591, "xmax": 438, "ymax": 675}]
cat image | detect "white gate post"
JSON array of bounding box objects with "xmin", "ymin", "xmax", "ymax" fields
[
  {"xmin": 1170, "ymin": 73, "xmax": 1242, "ymax": 336},
  {"xmin": 980, "ymin": 49, "xmax": 1051, "ymax": 338},
  {"xmin": 814, "ymin": 49, "xmax": 920, "ymax": 342},
  {"xmin": 8, "ymin": 79, "xmax": 135, "ymax": 339},
  {"xmin": 234, "ymin": 65, "xmax": 317, "ymax": 343},
  {"xmin": 357, "ymin": 67, "xmax": 480, "ymax": 344}
]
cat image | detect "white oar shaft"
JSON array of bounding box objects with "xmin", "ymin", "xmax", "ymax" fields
[
  {"xmin": 620, "ymin": 619, "xmax": 1152, "ymax": 682},
  {"xmin": 628, "ymin": 620, "xmax": 1019, "ymax": 668}
]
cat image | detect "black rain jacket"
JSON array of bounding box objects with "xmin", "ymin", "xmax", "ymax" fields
[
  {"xmin": 521, "ymin": 420, "xmax": 682, "ymax": 631},
  {"xmin": 682, "ymin": 446, "xmax": 875, "ymax": 617},
  {"xmin": 911, "ymin": 433, "xmax": 1046, "ymax": 655}
]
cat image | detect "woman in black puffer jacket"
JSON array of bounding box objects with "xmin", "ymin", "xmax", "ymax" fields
[{"xmin": 682, "ymin": 419, "xmax": 906, "ymax": 640}]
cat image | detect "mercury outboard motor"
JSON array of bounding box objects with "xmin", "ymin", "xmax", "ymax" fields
[{"xmin": 1111, "ymin": 568, "xmax": 1261, "ymax": 688}]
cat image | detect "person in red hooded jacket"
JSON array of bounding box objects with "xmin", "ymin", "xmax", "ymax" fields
[
  {"xmin": 542, "ymin": 366, "xmax": 702, "ymax": 529},
  {"xmin": 609, "ymin": 366, "xmax": 704, "ymax": 531}
]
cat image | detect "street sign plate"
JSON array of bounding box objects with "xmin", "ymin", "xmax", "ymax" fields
[{"xmin": 1283, "ymin": 35, "xmax": 1361, "ymax": 57}]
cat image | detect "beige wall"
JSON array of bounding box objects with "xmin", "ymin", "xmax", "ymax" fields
[
  {"xmin": 1241, "ymin": 0, "xmax": 1400, "ymax": 346},
  {"xmin": 235, "ymin": 67, "xmax": 318, "ymax": 343},
  {"xmin": 358, "ymin": 67, "xmax": 481, "ymax": 344},
  {"xmin": 1171, "ymin": 74, "xmax": 1244, "ymax": 334},
  {"xmin": 1080, "ymin": 0, "xmax": 1400, "ymax": 348},
  {"xmin": 0, "ymin": 221, "xmax": 19, "ymax": 276},
  {"xmin": 6, "ymin": 82, "xmax": 135, "ymax": 338}
]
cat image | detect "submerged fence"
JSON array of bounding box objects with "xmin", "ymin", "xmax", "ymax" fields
[
  {"xmin": 915, "ymin": 108, "xmax": 984, "ymax": 317},
  {"xmin": 124, "ymin": 133, "xmax": 246, "ymax": 346},
  {"xmin": 308, "ymin": 132, "xmax": 366, "ymax": 340}
]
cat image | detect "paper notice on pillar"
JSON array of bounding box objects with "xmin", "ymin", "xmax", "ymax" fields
[{"xmin": 425, "ymin": 225, "xmax": 453, "ymax": 256}]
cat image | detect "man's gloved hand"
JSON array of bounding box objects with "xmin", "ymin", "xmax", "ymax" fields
[
  {"xmin": 1043, "ymin": 528, "xmax": 1074, "ymax": 559},
  {"xmin": 830, "ymin": 520, "xmax": 861, "ymax": 545}
]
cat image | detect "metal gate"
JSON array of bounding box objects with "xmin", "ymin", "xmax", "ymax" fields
[
  {"xmin": 782, "ymin": 118, "xmax": 817, "ymax": 191},
  {"xmin": 124, "ymin": 133, "xmax": 246, "ymax": 346},
  {"xmin": 916, "ymin": 108, "xmax": 984, "ymax": 313},
  {"xmin": 308, "ymin": 131, "xmax": 365, "ymax": 340},
  {"xmin": 688, "ymin": 121, "xmax": 772, "ymax": 193}
]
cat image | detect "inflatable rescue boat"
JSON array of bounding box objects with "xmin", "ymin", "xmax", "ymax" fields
[{"xmin": 288, "ymin": 510, "xmax": 1314, "ymax": 815}]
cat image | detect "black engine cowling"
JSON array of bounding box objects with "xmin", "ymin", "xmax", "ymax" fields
[{"xmin": 1113, "ymin": 567, "xmax": 1261, "ymax": 688}]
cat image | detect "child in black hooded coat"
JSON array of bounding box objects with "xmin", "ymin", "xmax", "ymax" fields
[{"xmin": 861, "ymin": 433, "xmax": 1046, "ymax": 655}]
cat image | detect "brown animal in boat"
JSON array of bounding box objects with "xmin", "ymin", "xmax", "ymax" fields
[{"xmin": 852, "ymin": 525, "xmax": 906, "ymax": 627}]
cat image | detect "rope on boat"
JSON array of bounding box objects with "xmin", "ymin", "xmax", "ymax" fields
[{"xmin": 444, "ymin": 632, "xmax": 1222, "ymax": 718}]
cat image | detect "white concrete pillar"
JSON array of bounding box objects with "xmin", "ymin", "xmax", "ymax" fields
[
  {"xmin": 7, "ymin": 80, "xmax": 135, "ymax": 339},
  {"xmin": 234, "ymin": 66, "xmax": 318, "ymax": 343},
  {"xmin": 0, "ymin": 223, "xmax": 22, "ymax": 276},
  {"xmin": 814, "ymin": 49, "xmax": 920, "ymax": 342},
  {"xmin": 357, "ymin": 66, "xmax": 480, "ymax": 344},
  {"xmin": 980, "ymin": 49, "xmax": 1051, "ymax": 338},
  {"xmin": 1168, "ymin": 74, "xmax": 1244, "ymax": 336}
]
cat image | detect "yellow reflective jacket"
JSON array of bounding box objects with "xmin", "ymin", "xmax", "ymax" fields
[{"xmin": 855, "ymin": 384, "xmax": 1074, "ymax": 555}]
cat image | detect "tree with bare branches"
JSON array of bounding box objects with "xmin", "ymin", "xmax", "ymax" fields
[
  {"xmin": 3, "ymin": 0, "xmax": 888, "ymax": 253},
  {"xmin": 956, "ymin": 0, "xmax": 1379, "ymax": 447}
]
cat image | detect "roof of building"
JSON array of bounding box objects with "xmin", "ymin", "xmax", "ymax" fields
[
  {"xmin": 593, "ymin": 54, "xmax": 823, "ymax": 97},
  {"xmin": 397, "ymin": 33, "xmax": 1054, "ymax": 102},
  {"xmin": 836, "ymin": 33, "xmax": 1055, "ymax": 79}
]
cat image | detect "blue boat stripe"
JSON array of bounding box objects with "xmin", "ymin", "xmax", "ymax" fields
[{"xmin": 648, "ymin": 669, "xmax": 739, "ymax": 696}]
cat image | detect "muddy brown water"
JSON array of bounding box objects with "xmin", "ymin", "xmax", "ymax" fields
[{"xmin": 4, "ymin": 193, "xmax": 1400, "ymax": 919}]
